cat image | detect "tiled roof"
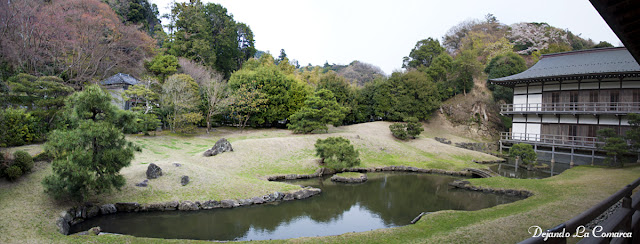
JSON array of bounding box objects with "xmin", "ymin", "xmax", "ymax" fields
[
  {"xmin": 100, "ymin": 73, "xmax": 139, "ymax": 86},
  {"xmin": 490, "ymin": 47, "xmax": 640, "ymax": 83}
]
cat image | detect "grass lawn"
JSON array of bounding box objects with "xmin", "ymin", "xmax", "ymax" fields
[{"xmin": 0, "ymin": 121, "xmax": 638, "ymax": 243}]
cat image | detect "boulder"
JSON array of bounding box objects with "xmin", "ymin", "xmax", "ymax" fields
[
  {"xmin": 86, "ymin": 205, "xmax": 100, "ymax": 218},
  {"xmin": 115, "ymin": 202, "xmax": 140, "ymax": 212},
  {"xmin": 178, "ymin": 201, "xmax": 199, "ymax": 211},
  {"xmin": 220, "ymin": 199, "xmax": 239, "ymax": 208},
  {"xmin": 251, "ymin": 196, "xmax": 265, "ymax": 205},
  {"xmin": 89, "ymin": 226, "xmax": 101, "ymax": 235},
  {"xmin": 200, "ymin": 200, "xmax": 221, "ymax": 209},
  {"xmin": 181, "ymin": 176, "xmax": 190, "ymax": 186},
  {"xmin": 283, "ymin": 193, "xmax": 295, "ymax": 201},
  {"xmin": 56, "ymin": 217, "xmax": 70, "ymax": 235},
  {"xmin": 99, "ymin": 204, "xmax": 117, "ymax": 215},
  {"xmin": 203, "ymin": 138, "xmax": 233, "ymax": 157},
  {"xmin": 146, "ymin": 163, "xmax": 163, "ymax": 179},
  {"xmin": 173, "ymin": 163, "xmax": 182, "ymax": 167},
  {"xmin": 162, "ymin": 201, "xmax": 179, "ymax": 211}
]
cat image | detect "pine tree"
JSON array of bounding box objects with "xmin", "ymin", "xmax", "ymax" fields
[{"xmin": 42, "ymin": 85, "xmax": 140, "ymax": 201}]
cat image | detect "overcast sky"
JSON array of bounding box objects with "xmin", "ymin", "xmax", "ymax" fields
[{"xmin": 149, "ymin": 0, "xmax": 621, "ymax": 75}]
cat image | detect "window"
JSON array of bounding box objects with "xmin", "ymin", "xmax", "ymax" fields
[
  {"xmin": 568, "ymin": 125, "xmax": 577, "ymax": 141},
  {"xmin": 634, "ymin": 90, "xmax": 640, "ymax": 111},
  {"xmin": 610, "ymin": 91, "xmax": 619, "ymax": 111},
  {"xmin": 551, "ymin": 92, "xmax": 560, "ymax": 111},
  {"xmin": 570, "ymin": 91, "xmax": 579, "ymax": 110}
]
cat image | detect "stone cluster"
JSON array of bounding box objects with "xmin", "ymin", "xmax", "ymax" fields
[
  {"xmin": 434, "ymin": 137, "xmax": 451, "ymax": 144},
  {"xmin": 57, "ymin": 187, "xmax": 321, "ymax": 235},
  {"xmin": 331, "ymin": 173, "xmax": 368, "ymax": 183},
  {"xmin": 448, "ymin": 180, "xmax": 534, "ymax": 197}
]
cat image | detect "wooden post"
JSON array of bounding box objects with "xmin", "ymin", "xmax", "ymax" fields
[
  {"xmin": 515, "ymin": 156, "xmax": 520, "ymax": 173},
  {"xmin": 570, "ymin": 148, "xmax": 575, "ymax": 168},
  {"xmin": 592, "ymin": 150, "xmax": 595, "ymax": 166}
]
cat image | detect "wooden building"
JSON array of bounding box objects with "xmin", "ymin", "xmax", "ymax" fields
[
  {"xmin": 490, "ymin": 47, "xmax": 640, "ymax": 165},
  {"xmin": 100, "ymin": 73, "xmax": 140, "ymax": 110}
]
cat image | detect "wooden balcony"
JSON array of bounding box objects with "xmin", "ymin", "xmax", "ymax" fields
[
  {"xmin": 500, "ymin": 132, "xmax": 603, "ymax": 150},
  {"xmin": 500, "ymin": 102, "xmax": 640, "ymax": 115}
]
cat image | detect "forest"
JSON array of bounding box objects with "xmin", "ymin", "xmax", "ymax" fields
[{"xmin": 0, "ymin": 0, "xmax": 616, "ymax": 148}]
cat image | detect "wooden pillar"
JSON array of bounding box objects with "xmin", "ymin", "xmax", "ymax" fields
[{"xmin": 570, "ymin": 148, "xmax": 575, "ymax": 168}]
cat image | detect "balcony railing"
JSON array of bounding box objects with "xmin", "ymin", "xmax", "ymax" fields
[
  {"xmin": 501, "ymin": 102, "xmax": 640, "ymax": 114},
  {"xmin": 500, "ymin": 132, "xmax": 604, "ymax": 150}
]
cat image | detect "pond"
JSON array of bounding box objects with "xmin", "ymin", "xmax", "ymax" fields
[
  {"xmin": 489, "ymin": 159, "xmax": 570, "ymax": 179},
  {"xmin": 70, "ymin": 172, "xmax": 522, "ymax": 241}
]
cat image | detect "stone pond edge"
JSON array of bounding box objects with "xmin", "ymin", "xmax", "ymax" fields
[
  {"xmin": 57, "ymin": 162, "xmax": 531, "ymax": 235},
  {"xmin": 56, "ymin": 187, "xmax": 322, "ymax": 235}
]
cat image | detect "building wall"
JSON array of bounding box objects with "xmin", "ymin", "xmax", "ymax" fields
[{"xmin": 511, "ymin": 78, "xmax": 640, "ymax": 140}]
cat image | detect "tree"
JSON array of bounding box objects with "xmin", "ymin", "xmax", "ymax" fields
[
  {"xmin": 123, "ymin": 77, "xmax": 159, "ymax": 114},
  {"xmin": 452, "ymin": 49, "xmax": 481, "ymax": 95},
  {"xmin": 485, "ymin": 52, "xmax": 527, "ymax": 103},
  {"xmin": 315, "ymin": 137, "xmax": 360, "ymax": 170},
  {"xmin": 626, "ymin": 113, "xmax": 640, "ymax": 163},
  {"xmin": 389, "ymin": 117, "xmax": 423, "ymax": 140},
  {"xmin": 228, "ymin": 55, "xmax": 299, "ymax": 126},
  {"xmin": 42, "ymin": 85, "xmax": 140, "ymax": 201},
  {"xmin": 201, "ymin": 71, "xmax": 231, "ymax": 133},
  {"xmin": 229, "ymin": 82, "xmax": 268, "ymax": 130},
  {"xmin": 597, "ymin": 128, "xmax": 628, "ymax": 166},
  {"xmin": 161, "ymin": 74, "xmax": 203, "ymax": 133},
  {"xmin": 0, "ymin": 0, "xmax": 154, "ymax": 86},
  {"xmin": 287, "ymin": 89, "xmax": 347, "ymax": 133},
  {"xmin": 405, "ymin": 117, "xmax": 424, "ymax": 138},
  {"xmin": 146, "ymin": 54, "xmax": 179, "ymax": 83},
  {"xmin": 389, "ymin": 123, "xmax": 408, "ymax": 140},
  {"xmin": 402, "ymin": 37, "xmax": 445, "ymax": 69},
  {"xmin": 593, "ymin": 41, "xmax": 614, "ymax": 48},
  {"xmin": 509, "ymin": 143, "xmax": 537, "ymax": 165},
  {"xmin": 276, "ymin": 49, "xmax": 287, "ymax": 65},
  {"xmin": 166, "ymin": 0, "xmax": 255, "ymax": 77}
]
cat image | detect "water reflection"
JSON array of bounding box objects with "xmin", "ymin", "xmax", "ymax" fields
[{"xmin": 70, "ymin": 172, "xmax": 521, "ymax": 241}]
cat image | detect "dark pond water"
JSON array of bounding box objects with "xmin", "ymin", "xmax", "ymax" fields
[
  {"xmin": 70, "ymin": 172, "xmax": 522, "ymax": 241},
  {"xmin": 490, "ymin": 159, "xmax": 570, "ymax": 179}
]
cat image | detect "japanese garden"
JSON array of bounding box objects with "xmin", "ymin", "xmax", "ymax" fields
[{"xmin": 0, "ymin": 0, "xmax": 639, "ymax": 243}]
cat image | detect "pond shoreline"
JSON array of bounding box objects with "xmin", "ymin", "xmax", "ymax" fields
[{"xmin": 59, "ymin": 163, "xmax": 531, "ymax": 237}]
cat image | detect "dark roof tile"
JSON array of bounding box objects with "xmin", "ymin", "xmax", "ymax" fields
[
  {"xmin": 490, "ymin": 47, "xmax": 640, "ymax": 83},
  {"xmin": 100, "ymin": 73, "xmax": 139, "ymax": 86}
]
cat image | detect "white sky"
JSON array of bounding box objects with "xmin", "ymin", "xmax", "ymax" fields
[{"xmin": 149, "ymin": 0, "xmax": 621, "ymax": 75}]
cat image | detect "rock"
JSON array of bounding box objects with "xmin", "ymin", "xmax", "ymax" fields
[
  {"xmin": 115, "ymin": 202, "xmax": 140, "ymax": 212},
  {"xmin": 89, "ymin": 226, "xmax": 101, "ymax": 235},
  {"xmin": 181, "ymin": 175, "xmax": 190, "ymax": 186},
  {"xmin": 283, "ymin": 193, "xmax": 295, "ymax": 201},
  {"xmin": 239, "ymin": 199, "xmax": 253, "ymax": 206},
  {"xmin": 146, "ymin": 163, "xmax": 163, "ymax": 179},
  {"xmin": 86, "ymin": 205, "xmax": 100, "ymax": 218},
  {"xmin": 135, "ymin": 179, "xmax": 149, "ymax": 187},
  {"xmin": 203, "ymin": 138, "xmax": 233, "ymax": 157},
  {"xmin": 99, "ymin": 204, "xmax": 117, "ymax": 215},
  {"xmin": 60, "ymin": 211, "xmax": 73, "ymax": 223},
  {"xmin": 56, "ymin": 217, "xmax": 70, "ymax": 235},
  {"xmin": 178, "ymin": 201, "xmax": 199, "ymax": 211},
  {"xmin": 434, "ymin": 137, "xmax": 452, "ymax": 144},
  {"xmin": 251, "ymin": 196, "xmax": 265, "ymax": 205},
  {"xmin": 331, "ymin": 173, "xmax": 368, "ymax": 183},
  {"xmin": 75, "ymin": 206, "xmax": 86, "ymax": 219},
  {"xmin": 173, "ymin": 163, "xmax": 181, "ymax": 167},
  {"xmin": 201, "ymin": 200, "xmax": 221, "ymax": 209},
  {"xmin": 220, "ymin": 199, "xmax": 238, "ymax": 208},
  {"xmin": 162, "ymin": 201, "xmax": 179, "ymax": 211}
]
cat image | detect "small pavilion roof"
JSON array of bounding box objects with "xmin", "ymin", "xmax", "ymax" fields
[
  {"xmin": 490, "ymin": 47, "xmax": 640, "ymax": 87},
  {"xmin": 100, "ymin": 73, "xmax": 139, "ymax": 86}
]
